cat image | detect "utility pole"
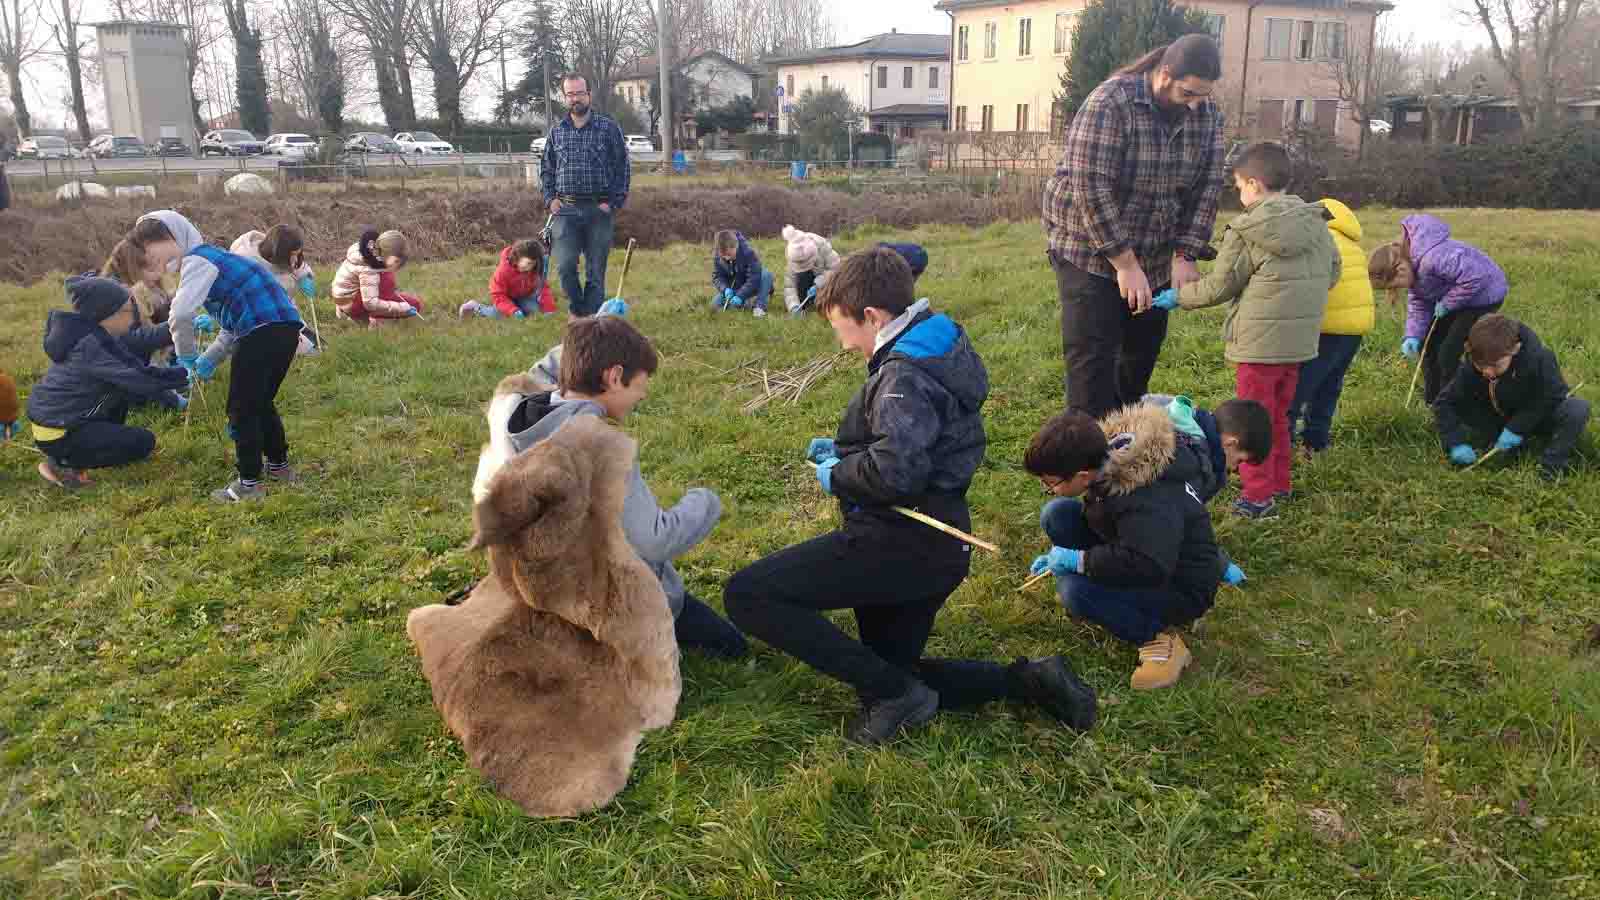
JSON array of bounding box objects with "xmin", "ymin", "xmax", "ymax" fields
[
  {"xmin": 655, "ymin": 0, "xmax": 672, "ymax": 169},
  {"xmin": 542, "ymin": 32, "xmax": 552, "ymax": 135},
  {"xmin": 498, "ymin": 32, "xmax": 509, "ymax": 126}
]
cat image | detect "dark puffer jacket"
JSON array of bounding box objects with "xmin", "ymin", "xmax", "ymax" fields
[
  {"xmin": 711, "ymin": 232, "xmax": 765, "ymax": 301},
  {"xmin": 1083, "ymin": 403, "xmax": 1223, "ymax": 627},
  {"xmin": 1435, "ymin": 321, "xmax": 1569, "ymax": 447},
  {"xmin": 26, "ymin": 310, "xmax": 188, "ymax": 428},
  {"xmin": 829, "ymin": 301, "xmax": 989, "ymax": 566}
]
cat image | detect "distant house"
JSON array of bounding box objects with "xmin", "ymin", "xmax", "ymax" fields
[
  {"xmin": 1385, "ymin": 93, "xmax": 1600, "ymax": 144},
  {"xmin": 763, "ymin": 31, "xmax": 951, "ymax": 140},
  {"xmin": 614, "ymin": 50, "xmax": 763, "ymax": 141},
  {"xmin": 95, "ymin": 20, "xmax": 194, "ymax": 147}
]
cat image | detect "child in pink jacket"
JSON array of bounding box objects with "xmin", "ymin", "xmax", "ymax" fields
[{"xmin": 331, "ymin": 229, "xmax": 424, "ymax": 327}]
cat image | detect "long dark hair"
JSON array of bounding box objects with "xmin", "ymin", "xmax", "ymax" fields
[
  {"xmin": 1115, "ymin": 34, "xmax": 1222, "ymax": 80},
  {"xmin": 259, "ymin": 224, "xmax": 305, "ymax": 270},
  {"xmin": 356, "ymin": 227, "xmax": 385, "ymax": 269}
]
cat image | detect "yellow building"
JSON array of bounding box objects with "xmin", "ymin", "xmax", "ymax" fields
[{"xmin": 934, "ymin": 0, "xmax": 1391, "ymax": 145}]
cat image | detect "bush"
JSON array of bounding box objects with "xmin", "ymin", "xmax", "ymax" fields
[{"xmin": 1317, "ymin": 127, "xmax": 1600, "ymax": 209}]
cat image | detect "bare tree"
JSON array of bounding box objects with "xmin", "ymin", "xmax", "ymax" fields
[
  {"xmin": 46, "ymin": 0, "xmax": 91, "ymax": 140},
  {"xmin": 1465, "ymin": 0, "xmax": 1592, "ymax": 135},
  {"xmin": 0, "ymin": 0, "xmax": 44, "ymax": 136},
  {"xmin": 276, "ymin": 0, "xmax": 349, "ymax": 131},
  {"xmin": 136, "ymin": 0, "xmax": 226, "ymax": 137},
  {"xmin": 325, "ymin": 0, "xmax": 418, "ymax": 129},
  {"xmin": 1323, "ymin": 21, "xmax": 1415, "ymax": 156},
  {"xmin": 561, "ymin": 0, "xmax": 643, "ymax": 116},
  {"xmin": 409, "ymin": 0, "xmax": 517, "ymax": 132}
]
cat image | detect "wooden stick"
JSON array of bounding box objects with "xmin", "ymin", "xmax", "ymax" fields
[
  {"xmin": 1567, "ymin": 381, "xmax": 1585, "ymax": 397},
  {"xmin": 306, "ymin": 291, "xmax": 324, "ymax": 352},
  {"xmin": 613, "ymin": 238, "xmax": 638, "ymax": 301},
  {"xmin": 1019, "ymin": 571, "xmax": 1052, "ymax": 592},
  {"xmin": 1464, "ymin": 446, "xmax": 1501, "ymax": 472},
  {"xmin": 1406, "ymin": 318, "xmax": 1439, "ymax": 409},
  {"xmin": 803, "ymin": 462, "xmax": 999, "ymax": 552},
  {"xmin": 3, "ymin": 439, "xmax": 44, "ymax": 455}
]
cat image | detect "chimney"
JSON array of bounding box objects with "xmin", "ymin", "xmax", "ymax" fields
[{"xmin": 891, "ymin": 28, "xmax": 897, "ymax": 33}]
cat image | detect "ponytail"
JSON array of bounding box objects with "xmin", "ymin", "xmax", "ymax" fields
[
  {"xmin": 1115, "ymin": 33, "xmax": 1222, "ymax": 81},
  {"xmin": 357, "ymin": 227, "xmax": 385, "ymax": 269}
]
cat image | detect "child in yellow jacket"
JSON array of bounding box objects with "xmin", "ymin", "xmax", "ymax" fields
[{"xmin": 1289, "ymin": 198, "xmax": 1374, "ymax": 456}]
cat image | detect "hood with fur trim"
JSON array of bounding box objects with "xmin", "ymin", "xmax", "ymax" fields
[{"xmin": 1096, "ymin": 402, "xmax": 1182, "ymax": 497}]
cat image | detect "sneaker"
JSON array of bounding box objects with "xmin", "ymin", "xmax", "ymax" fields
[
  {"xmin": 457, "ymin": 300, "xmax": 478, "ymax": 319},
  {"xmin": 1131, "ymin": 631, "xmax": 1192, "ymax": 690},
  {"xmin": 211, "ymin": 479, "xmax": 267, "ymax": 503},
  {"xmin": 846, "ymin": 680, "xmax": 938, "ymax": 746},
  {"xmin": 1010, "ymin": 656, "xmax": 1097, "ymax": 732},
  {"xmin": 266, "ymin": 464, "xmax": 299, "ymax": 483},
  {"xmin": 1272, "ymin": 490, "xmax": 1293, "ymax": 502},
  {"xmin": 37, "ymin": 459, "xmax": 87, "ymax": 490},
  {"xmin": 1233, "ymin": 498, "xmax": 1279, "ymax": 520},
  {"xmin": 752, "ymin": 307, "xmax": 767, "ymax": 318},
  {"xmin": 1539, "ymin": 462, "xmax": 1570, "ymax": 482}
]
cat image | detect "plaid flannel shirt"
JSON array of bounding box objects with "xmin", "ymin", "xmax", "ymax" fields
[
  {"xmin": 540, "ymin": 113, "xmax": 631, "ymax": 209},
  {"xmin": 189, "ymin": 245, "xmax": 302, "ymax": 335},
  {"xmin": 1042, "ymin": 73, "xmax": 1225, "ymax": 289}
]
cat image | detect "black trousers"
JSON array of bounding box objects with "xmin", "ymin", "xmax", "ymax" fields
[
  {"xmin": 228, "ymin": 322, "xmax": 300, "ymax": 480},
  {"xmin": 36, "ymin": 420, "xmax": 156, "ymax": 470},
  {"xmin": 1053, "ymin": 255, "xmax": 1171, "ymax": 418},
  {"xmin": 724, "ymin": 528, "xmax": 1014, "ymax": 708},
  {"xmin": 1424, "ymin": 303, "xmax": 1503, "ymax": 405},
  {"xmin": 1444, "ymin": 396, "xmax": 1591, "ymax": 469}
]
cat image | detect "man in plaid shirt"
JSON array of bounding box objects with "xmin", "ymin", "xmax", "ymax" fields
[
  {"xmin": 1043, "ymin": 35, "xmax": 1225, "ymax": 418},
  {"xmin": 542, "ymin": 74, "xmax": 632, "ymax": 318}
]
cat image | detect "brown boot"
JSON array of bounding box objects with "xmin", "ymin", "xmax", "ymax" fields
[{"xmin": 1131, "ymin": 631, "xmax": 1191, "ymax": 690}]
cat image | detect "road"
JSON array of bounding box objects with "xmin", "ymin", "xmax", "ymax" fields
[{"xmin": 3, "ymin": 152, "xmax": 538, "ymax": 178}]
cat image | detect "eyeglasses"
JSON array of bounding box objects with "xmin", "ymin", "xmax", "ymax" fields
[
  {"xmin": 1039, "ymin": 475, "xmax": 1067, "ymax": 493},
  {"xmin": 564, "ymin": 90, "xmax": 590, "ymax": 98}
]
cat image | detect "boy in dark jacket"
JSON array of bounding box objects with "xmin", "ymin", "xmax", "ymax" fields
[
  {"xmin": 25, "ymin": 275, "xmax": 189, "ymax": 489},
  {"xmin": 1024, "ymin": 404, "xmax": 1224, "ymax": 690},
  {"xmin": 725, "ymin": 247, "xmax": 1097, "ymax": 745},
  {"xmin": 710, "ymin": 230, "xmax": 774, "ymax": 317},
  {"xmin": 1436, "ymin": 314, "xmax": 1589, "ymax": 480}
]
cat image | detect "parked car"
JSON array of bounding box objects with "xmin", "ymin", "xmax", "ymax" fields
[
  {"xmin": 200, "ymin": 129, "xmax": 265, "ymax": 157},
  {"xmin": 68, "ymin": 140, "xmax": 90, "ymax": 158},
  {"xmin": 18, "ymin": 136, "xmax": 71, "ymax": 160},
  {"xmin": 344, "ymin": 132, "xmax": 402, "ymax": 154},
  {"xmin": 394, "ymin": 130, "xmax": 454, "ymax": 154},
  {"xmin": 155, "ymin": 136, "xmax": 191, "ymax": 157},
  {"xmin": 1369, "ymin": 119, "xmax": 1393, "ymax": 135},
  {"xmin": 530, "ymin": 136, "xmax": 547, "ymax": 154},
  {"xmin": 264, "ymin": 133, "xmax": 318, "ymax": 158},
  {"xmin": 89, "ymin": 135, "xmax": 149, "ymax": 158},
  {"xmin": 624, "ymin": 134, "xmax": 654, "ymax": 153}
]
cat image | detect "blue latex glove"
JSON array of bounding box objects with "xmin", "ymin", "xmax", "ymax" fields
[
  {"xmin": 806, "ymin": 437, "xmax": 837, "ymax": 463},
  {"xmin": 226, "ymin": 423, "xmax": 239, "ymax": 441},
  {"xmin": 173, "ymin": 392, "xmax": 189, "ymax": 411},
  {"xmin": 1030, "ymin": 546, "xmax": 1084, "ymax": 577},
  {"xmin": 176, "ymin": 354, "xmax": 199, "ymax": 381},
  {"xmin": 297, "ymin": 274, "xmax": 316, "ymax": 299},
  {"xmin": 1, "ymin": 420, "xmax": 18, "ymax": 440},
  {"xmin": 727, "ymin": 293, "xmax": 745, "ymax": 309},
  {"xmin": 1151, "ymin": 288, "xmax": 1179, "ymax": 311},
  {"xmin": 405, "ymin": 307, "xmax": 420, "ymax": 317},
  {"xmin": 815, "ymin": 457, "xmax": 840, "ymax": 495},
  {"xmin": 193, "ymin": 313, "xmax": 216, "ymax": 335},
  {"xmin": 723, "ymin": 287, "xmax": 737, "ymax": 303},
  {"xmin": 805, "ymin": 284, "xmax": 818, "ymax": 303},
  {"xmin": 1433, "ymin": 301, "xmax": 1449, "ymax": 319},
  {"xmin": 1495, "ymin": 428, "xmax": 1524, "ymax": 452},
  {"xmin": 193, "ymin": 356, "xmax": 217, "ymax": 381},
  {"xmin": 710, "ymin": 292, "xmax": 726, "ymax": 310},
  {"xmin": 1400, "ymin": 337, "xmax": 1422, "ymax": 359},
  {"xmin": 512, "ymin": 310, "xmax": 526, "ymax": 319},
  {"xmin": 1224, "ymin": 562, "xmax": 1247, "ymax": 585},
  {"xmin": 599, "ymin": 298, "xmax": 628, "ymax": 317},
  {"xmin": 1449, "ymin": 444, "xmax": 1478, "ymax": 466}
]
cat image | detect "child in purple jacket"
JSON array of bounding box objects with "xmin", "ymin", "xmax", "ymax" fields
[{"xmin": 1368, "ymin": 215, "xmax": 1508, "ymax": 405}]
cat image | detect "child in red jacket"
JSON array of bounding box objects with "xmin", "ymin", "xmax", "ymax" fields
[
  {"xmin": 331, "ymin": 229, "xmax": 424, "ymax": 327},
  {"xmin": 457, "ymin": 240, "xmax": 557, "ymax": 319}
]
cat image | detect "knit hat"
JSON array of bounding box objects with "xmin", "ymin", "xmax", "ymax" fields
[
  {"xmin": 377, "ymin": 230, "xmax": 409, "ymax": 260},
  {"xmin": 878, "ymin": 242, "xmax": 928, "ymax": 278},
  {"xmin": 66, "ymin": 274, "xmax": 131, "ymax": 323},
  {"xmin": 783, "ymin": 225, "xmax": 817, "ymax": 268}
]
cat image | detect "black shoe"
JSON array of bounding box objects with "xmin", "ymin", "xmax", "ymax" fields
[
  {"xmin": 846, "ymin": 681, "xmax": 938, "ymax": 746},
  {"xmin": 1010, "ymin": 656, "xmax": 1097, "ymax": 732},
  {"xmin": 1540, "ymin": 461, "xmax": 1570, "ymax": 482}
]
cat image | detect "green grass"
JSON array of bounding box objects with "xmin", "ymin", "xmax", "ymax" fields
[{"xmin": 2, "ymin": 210, "xmax": 1599, "ymax": 899}]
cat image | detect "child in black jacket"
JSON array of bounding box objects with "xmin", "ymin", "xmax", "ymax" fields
[
  {"xmin": 1436, "ymin": 314, "xmax": 1589, "ymax": 480},
  {"xmin": 724, "ymin": 247, "xmax": 1096, "ymax": 745}
]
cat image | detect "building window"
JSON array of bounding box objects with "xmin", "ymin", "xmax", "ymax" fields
[
  {"xmin": 821, "ymin": 75, "xmax": 829, "ymax": 91},
  {"xmin": 1015, "ymin": 103, "xmax": 1029, "ymax": 131},
  {"xmin": 981, "ymin": 104, "xmax": 994, "ymax": 131},
  {"xmin": 1296, "ymin": 20, "xmax": 1315, "ymax": 60},
  {"xmin": 903, "ymin": 66, "xmax": 913, "ymax": 88},
  {"xmin": 958, "ymin": 25, "xmax": 969, "ymax": 61},
  {"xmin": 929, "ymin": 66, "xmax": 940, "ymax": 89},
  {"xmin": 1264, "ymin": 18, "xmax": 1293, "ymax": 59},
  {"xmin": 1054, "ymin": 13, "xmax": 1073, "ymax": 54},
  {"xmin": 1018, "ymin": 17, "xmax": 1032, "ymax": 57},
  {"xmin": 877, "ymin": 65, "xmax": 888, "ymax": 89},
  {"xmin": 984, "ymin": 22, "xmax": 997, "ymax": 59},
  {"xmin": 1200, "ymin": 13, "xmax": 1224, "ymax": 50},
  {"xmin": 1317, "ymin": 21, "xmax": 1347, "ymax": 60},
  {"xmin": 1050, "ymin": 102, "xmax": 1067, "ymax": 135},
  {"xmin": 1293, "ymin": 98, "xmax": 1315, "ymax": 125},
  {"xmin": 786, "ymin": 73, "xmax": 794, "ymax": 96},
  {"xmin": 955, "ymin": 105, "xmax": 967, "ymax": 130}
]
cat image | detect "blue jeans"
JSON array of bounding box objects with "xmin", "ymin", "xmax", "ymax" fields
[
  {"xmin": 1040, "ymin": 497, "xmax": 1175, "ymax": 645},
  {"xmin": 551, "ymin": 201, "xmax": 614, "ymax": 316},
  {"xmin": 1289, "ymin": 333, "xmax": 1363, "ymax": 452},
  {"xmin": 716, "ymin": 269, "xmax": 775, "ymax": 312},
  {"xmin": 472, "ymin": 296, "xmax": 544, "ymax": 318}
]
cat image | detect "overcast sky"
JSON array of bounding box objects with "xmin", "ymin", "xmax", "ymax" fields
[{"xmin": 9, "ymin": 0, "xmax": 1486, "ymax": 134}]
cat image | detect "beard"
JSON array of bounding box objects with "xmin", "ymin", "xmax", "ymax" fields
[{"xmin": 571, "ymin": 100, "xmax": 591, "ymax": 116}]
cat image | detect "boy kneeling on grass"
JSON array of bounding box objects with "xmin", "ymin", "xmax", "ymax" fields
[
  {"xmin": 1436, "ymin": 313, "xmax": 1590, "ymax": 481},
  {"xmin": 724, "ymin": 247, "xmax": 1097, "ymax": 746},
  {"xmin": 1024, "ymin": 403, "xmax": 1224, "ymax": 691},
  {"xmin": 492, "ymin": 316, "xmax": 748, "ymax": 658}
]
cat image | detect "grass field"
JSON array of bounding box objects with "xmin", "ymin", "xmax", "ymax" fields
[{"xmin": 2, "ymin": 210, "xmax": 1599, "ymax": 900}]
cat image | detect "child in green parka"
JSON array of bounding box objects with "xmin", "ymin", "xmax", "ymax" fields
[{"xmin": 1152, "ymin": 142, "xmax": 1339, "ymax": 520}]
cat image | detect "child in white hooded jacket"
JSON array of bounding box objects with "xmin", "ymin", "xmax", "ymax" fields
[{"xmin": 781, "ymin": 225, "xmax": 840, "ymax": 315}]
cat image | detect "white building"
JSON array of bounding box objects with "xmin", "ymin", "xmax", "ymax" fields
[
  {"xmin": 764, "ymin": 31, "xmax": 950, "ymax": 139},
  {"xmin": 615, "ymin": 50, "xmax": 764, "ymax": 140},
  {"xmin": 95, "ymin": 20, "xmax": 194, "ymax": 149}
]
